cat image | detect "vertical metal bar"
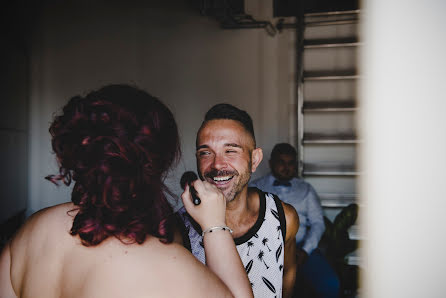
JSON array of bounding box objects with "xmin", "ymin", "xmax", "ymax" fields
[{"xmin": 296, "ymin": 1, "xmax": 305, "ymax": 178}]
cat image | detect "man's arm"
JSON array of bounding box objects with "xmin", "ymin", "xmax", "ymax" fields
[
  {"xmin": 300, "ymin": 184, "xmax": 325, "ymax": 255},
  {"xmin": 282, "ymin": 202, "xmax": 299, "ymax": 298}
]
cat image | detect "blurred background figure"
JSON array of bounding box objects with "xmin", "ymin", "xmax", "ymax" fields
[{"xmin": 251, "ymin": 143, "xmax": 340, "ymax": 298}]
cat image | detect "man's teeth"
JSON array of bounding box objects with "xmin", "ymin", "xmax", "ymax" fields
[{"xmin": 213, "ymin": 176, "xmax": 233, "ymax": 182}]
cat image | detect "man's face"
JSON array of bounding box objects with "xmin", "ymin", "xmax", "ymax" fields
[
  {"xmin": 270, "ymin": 153, "xmax": 297, "ymax": 181},
  {"xmin": 196, "ymin": 119, "xmax": 262, "ymax": 202}
]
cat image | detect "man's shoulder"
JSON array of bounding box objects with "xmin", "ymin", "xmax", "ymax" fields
[
  {"xmin": 290, "ymin": 178, "xmax": 318, "ymax": 197},
  {"xmin": 249, "ymin": 186, "xmax": 277, "ymax": 203},
  {"xmin": 264, "ymin": 192, "xmax": 298, "ymax": 228},
  {"xmin": 291, "ymin": 177, "xmax": 309, "ymax": 185},
  {"xmin": 280, "ymin": 201, "xmax": 299, "ymax": 221},
  {"xmin": 280, "ymin": 201, "xmax": 299, "ymax": 241}
]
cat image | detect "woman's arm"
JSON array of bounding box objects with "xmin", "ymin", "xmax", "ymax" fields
[{"xmin": 182, "ymin": 181, "xmax": 253, "ymax": 298}]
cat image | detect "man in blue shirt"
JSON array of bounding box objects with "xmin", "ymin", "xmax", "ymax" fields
[{"xmin": 250, "ymin": 143, "xmax": 340, "ymax": 298}]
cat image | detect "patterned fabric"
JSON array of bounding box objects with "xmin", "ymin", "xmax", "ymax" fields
[
  {"xmin": 177, "ymin": 188, "xmax": 286, "ymax": 298},
  {"xmin": 250, "ymin": 173, "xmax": 325, "ymax": 255}
]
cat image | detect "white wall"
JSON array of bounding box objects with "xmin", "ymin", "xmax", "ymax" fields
[
  {"xmin": 28, "ymin": 0, "xmax": 296, "ymax": 214},
  {"xmin": 360, "ymin": 0, "xmax": 446, "ymax": 296}
]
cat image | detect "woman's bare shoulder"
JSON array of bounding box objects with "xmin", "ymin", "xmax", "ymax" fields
[
  {"xmin": 7, "ymin": 203, "xmax": 233, "ymax": 298},
  {"xmin": 10, "ymin": 202, "xmax": 75, "ymax": 245},
  {"xmin": 6, "ymin": 203, "xmax": 75, "ymax": 295},
  {"xmin": 89, "ymin": 240, "xmax": 233, "ymax": 298},
  {"xmin": 155, "ymin": 251, "xmax": 233, "ymax": 297}
]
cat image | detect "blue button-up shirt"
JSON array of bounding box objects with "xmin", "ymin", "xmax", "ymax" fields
[{"xmin": 250, "ymin": 173, "xmax": 325, "ymax": 255}]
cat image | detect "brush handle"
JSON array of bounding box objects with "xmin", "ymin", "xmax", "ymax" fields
[{"xmin": 190, "ymin": 184, "xmax": 201, "ymax": 205}]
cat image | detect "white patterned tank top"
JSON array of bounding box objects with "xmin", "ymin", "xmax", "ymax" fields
[{"xmin": 177, "ymin": 188, "xmax": 287, "ymax": 298}]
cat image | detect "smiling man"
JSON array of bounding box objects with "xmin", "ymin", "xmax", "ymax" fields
[{"xmin": 177, "ymin": 104, "xmax": 299, "ymax": 298}]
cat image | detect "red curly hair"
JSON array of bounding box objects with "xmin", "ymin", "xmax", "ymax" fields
[{"xmin": 46, "ymin": 84, "xmax": 180, "ymax": 246}]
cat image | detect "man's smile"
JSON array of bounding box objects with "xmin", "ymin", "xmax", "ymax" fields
[
  {"xmin": 205, "ymin": 170, "xmax": 238, "ymax": 189},
  {"xmin": 212, "ymin": 175, "xmax": 234, "ymax": 182}
]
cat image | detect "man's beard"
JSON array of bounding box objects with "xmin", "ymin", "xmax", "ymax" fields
[
  {"xmin": 204, "ymin": 163, "xmax": 252, "ymax": 202},
  {"xmin": 224, "ymin": 170, "xmax": 251, "ymax": 202}
]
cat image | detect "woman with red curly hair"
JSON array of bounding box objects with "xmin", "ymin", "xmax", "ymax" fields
[{"xmin": 0, "ymin": 84, "xmax": 253, "ymax": 298}]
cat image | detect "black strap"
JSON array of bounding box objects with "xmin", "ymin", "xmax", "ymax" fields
[
  {"xmin": 272, "ymin": 194, "xmax": 287, "ymax": 241},
  {"xmin": 173, "ymin": 212, "xmax": 192, "ymax": 252}
]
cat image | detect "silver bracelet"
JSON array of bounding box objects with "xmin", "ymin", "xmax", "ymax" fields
[{"xmin": 201, "ymin": 225, "xmax": 233, "ymax": 237}]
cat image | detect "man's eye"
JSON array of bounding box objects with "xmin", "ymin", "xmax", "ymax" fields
[
  {"xmin": 226, "ymin": 150, "xmax": 237, "ymax": 153},
  {"xmin": 198, "ymin": 151, "xmax": 210, "ymax": 156}
]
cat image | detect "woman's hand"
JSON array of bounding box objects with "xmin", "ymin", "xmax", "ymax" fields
[
  {"xmin": 181, "ymin": 180, "xmax": 253, "ymax": 298},
  {"xmin": 181, "ymin": 180, "xmax": 226, "ymax": 231}
]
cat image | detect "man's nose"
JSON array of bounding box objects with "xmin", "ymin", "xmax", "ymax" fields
[{"xmin": 211, "ymin": 154, "xmax": 227, "ymax": 170}]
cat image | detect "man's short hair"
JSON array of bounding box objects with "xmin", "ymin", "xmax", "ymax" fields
[
  {"xmin": 203, "ymin": 103, "xmax": 256, "ymax": 145},
  {"xmin": 270, "ymin": 143, "xmax": 297, "ymax": 160}
]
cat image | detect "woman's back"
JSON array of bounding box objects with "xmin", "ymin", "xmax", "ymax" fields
[
  {"xmin": 6, "ymin": 203, "xmax": 232, "ymax": 298},
  {"xmin": 1, "ymin": 85, "xmax": 252, "ymax": 298}
]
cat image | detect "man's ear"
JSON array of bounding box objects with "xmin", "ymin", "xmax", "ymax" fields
[{"xmin": 251, "ymin": 148, "xmax": 263, "ymax": 173}]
